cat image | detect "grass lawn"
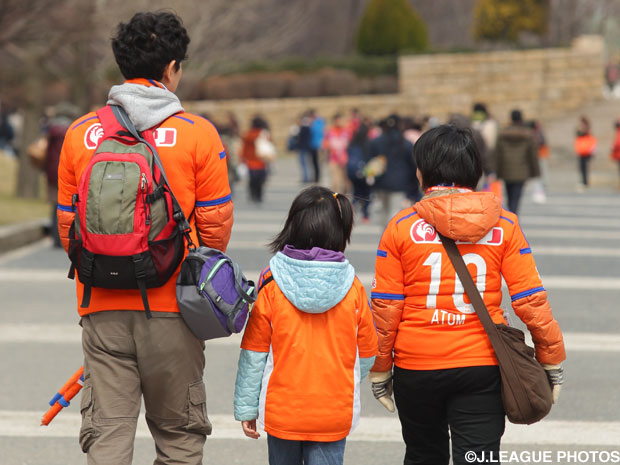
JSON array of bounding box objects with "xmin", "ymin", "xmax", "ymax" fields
[{"xmin": 0, "ymin": 152, "xmax": 50, "ymax": 226}]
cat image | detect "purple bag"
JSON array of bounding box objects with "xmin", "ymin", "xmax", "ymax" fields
[{"xmin": 176, "ymin": 247, "xmax": 257, "ymax": 340}]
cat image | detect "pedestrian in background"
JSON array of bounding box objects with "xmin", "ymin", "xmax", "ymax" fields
[
  {"xmin": 296, "ymin": 111, "xmax": 313, "ymax": 183},
  {"xmin": 574, "ymin": 116, "xmax": 597, "ymax": 191},
  {"xmin": 610, "ymin": 118, "xmax": 620, "ymax": 189},
  {"xmin": 368, "ymin": 114, "xmax": 418, "ymax": 226},
  {"xmin": 241, "ymin": 115, "xmax": 272, "ymax": 203},
  {"xmin": 234, "ymin": 186, "xmax": 377, "ymax": 465},
  {"xmin": 308, "ymin": 109, "xmax": 324, "ymax": 183},
  {"xmin": 346, "ymin": 121, "xmax": 372, "ymax": 222},
  {"xmin": 45, "ymin": 102, "xmax": 79, "ymax": 248},
  {"xmin": 495, "ymin": 109, "xmax": 539, "ymax": 214},
  {"xmin": 369, "ymin": 125, "xmax": 565, "ymax": 465},
  {"xmin": 324, "ymin": 113, "xmax": 351, "ymax": 194}
]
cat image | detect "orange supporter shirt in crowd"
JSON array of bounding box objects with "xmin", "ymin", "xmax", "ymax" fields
[
  {"xmin": 371, "ymin": 190, "xmax": 565, "ymax": 372},
  {"xmin": 57, "ymin": 79, "xmax": 233, "ymax": 316}
]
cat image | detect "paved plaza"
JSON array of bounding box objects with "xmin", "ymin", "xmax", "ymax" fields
[{"xmin": 1, "ymin": 153, "xmax": 619, "ymax": 464}]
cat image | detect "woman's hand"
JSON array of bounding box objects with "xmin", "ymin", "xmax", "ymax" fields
[
  {"xmin": 369, "ymin": 371, "xmax": 395, "ymax": 412},
  {"xmin": 542, "ymin": 364, "xmax": 564, "ymax": 403},
  {"xmin": 241, "ymin": 419, "xmax": 260, "ymax": 439}
]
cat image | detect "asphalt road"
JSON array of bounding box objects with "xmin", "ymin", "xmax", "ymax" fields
[{"xmin": 1, "ymin": 155, "xmax": 619, "ymax": 465}]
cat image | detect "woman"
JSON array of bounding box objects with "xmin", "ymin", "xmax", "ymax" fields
[
  {"xmin": 368, "ymin": 125, "xmax": 565, "ymax": 465},
  {"xmin": 574, "ymin": 116, "xmax": 597, "ymax": 190},
  {"xmin": 610, "ymin": 118, "xmax": 620, "ymax": 189},
  {"xmin": 241, "ymin": 115, "xmax": 272, "ymax": 203}
]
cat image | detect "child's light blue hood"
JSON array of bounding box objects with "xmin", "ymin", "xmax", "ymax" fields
[{"xmin": 269, "ymin": 252, "xmax": 356, "ymax": 313}]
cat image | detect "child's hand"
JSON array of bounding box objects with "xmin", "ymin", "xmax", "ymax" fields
[{"xmin": 241, "ymin": 419, "xmax": 260, "ymax": 439}]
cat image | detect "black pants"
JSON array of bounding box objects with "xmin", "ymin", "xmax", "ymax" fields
[
  {"xmin": 504, "ymin": 181, "xmax": 524, "ymax": 215},
  {"xmin": 393, "ymin": 365, "xmax": 505, "ymax": 465},
  {"xmin": 578, "ymin": 155, "xmax": 591, "ymax": 186},
  {"xmin": 248, "ymin": 169, "xmax": 267, "ymax": 203},
  {"xmin": 309, "ymin": 149, "xmax": 320, "ymax": 183}
]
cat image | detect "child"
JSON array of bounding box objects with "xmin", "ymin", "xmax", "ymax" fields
[
  {"xmin": 234, "ymin": 186, "xmax": 378, "ymax": 465},
  {"xmin": 574, "ymin": 116, "xmax": 597, "ymax": 190}
]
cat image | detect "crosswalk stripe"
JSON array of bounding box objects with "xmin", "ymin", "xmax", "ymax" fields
[
  {"xmin": 2, "ymin": 410, "xmax": 619, "ymax": 445},
  {"xmin": 1, "ymin": 324, "xmax": 618, "ymax": 352}
]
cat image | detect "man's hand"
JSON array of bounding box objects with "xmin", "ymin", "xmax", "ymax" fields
[
  {"xmin": 369, "ymin": 371, "xmax": 395, "ymax": 413},
  {"xmin": 241, "ymin": 419, "xmax": 260, "ymax": 439},
  {"xmin": 542, "ymin": 364, "xmax": 564, "ymax": 404}
]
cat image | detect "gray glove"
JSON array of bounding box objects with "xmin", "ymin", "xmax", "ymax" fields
[
  {"xmin": 542, "ymin": 364, "xmax": 564, "ymax": 403},
  {"xmin": 369, "ymin": 371, "xmax": 395, "ymax": 412}
]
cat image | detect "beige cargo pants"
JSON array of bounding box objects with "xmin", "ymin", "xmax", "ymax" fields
[{"xmin": 80, "ymin": 311, "xmax": 211, "ymax": 465}]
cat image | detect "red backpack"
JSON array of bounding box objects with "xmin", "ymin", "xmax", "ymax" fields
[{"xmin": 68, "ymin": 105, "xmax": 191, "ymax": 317}]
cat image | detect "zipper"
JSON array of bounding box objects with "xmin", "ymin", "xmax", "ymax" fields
[{"xmin": 141, "ymin": 173, "xmax": 150, "ymax": 226}]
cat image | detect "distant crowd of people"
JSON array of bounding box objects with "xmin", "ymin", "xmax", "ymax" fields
[{"xmin": 201, "ymin": 104, "xmax": 620, "ymax": 221}]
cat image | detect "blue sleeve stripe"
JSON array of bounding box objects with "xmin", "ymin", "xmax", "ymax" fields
[
  {"xmin": 520, "ymin": 247, "xmax": 532, "ymax": 255},
  {"xmin": 377, "ymin": 249, "xmax": 388, "ymax": 258},
  {"xmin": 396, "ymin": 211, "xmax": 418, "ymax": 225},
  {"xmin": 57, "ymin": 204, "xmax": 74, "ymax": 212},
  {"xmin": 173, "ymin": 115, "xmax": 195, "ymax": 125},
  {"xmin": 511, "ymin": 287, "xmax": 545, "ymax": 301},
  {"xmin": 71, "ymin": 115, "xmax": 97, "ymax": 130},
  {"xmin": 371, "ymin": 292, "xmax": 405, "ymax": 300},
  {"xmin": 196, "ymin": 193, "xmax": 232, "ymax": 207},
  {"xmin": 219, "ymin": 150, "xmax": 226, "ymax": 159},
  {"xmin": 500, "ymin": 215, "xmax": 514, "ymax": 225}
]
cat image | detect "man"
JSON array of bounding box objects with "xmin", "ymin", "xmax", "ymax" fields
[
  {"xmin": 57, "ymin": 12, "xmax": 233, "ymax": 465},
  {"xmin": 495, "ymin": 109, "xmax": 539, "ymax": 215}
]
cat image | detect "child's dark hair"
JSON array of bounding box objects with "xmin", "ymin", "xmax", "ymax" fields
[
  {"xmin": 112, "ymin": 12, "xmax": 190, "ymax": 81},
  {"xmin": 414, "ymin": 124, "xmax": 482, "ymax": 190},
  {"xmin": 269, "ymin": 186, "xmax": 353, "ymax": 253}
]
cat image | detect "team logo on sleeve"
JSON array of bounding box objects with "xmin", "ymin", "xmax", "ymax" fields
[
  {"xmin": 410, "ymin": 219, "xmax": 503, "ymax": 245},
  {"xmin": 84, "ymin": 123, "xmax": 103, "ymax": 149},
  {"xmin": 154, "ymin": 128, "xmax": 177, "ymax": 147}
]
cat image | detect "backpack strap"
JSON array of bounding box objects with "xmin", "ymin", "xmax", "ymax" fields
[
  {"xmin": 258, "ymin": 275, "xmax": 273, "ymax": 292},
  {"xmin": 132, "ymin": 255, "xmax": 152, "ymax": 319},
  {"xmin": 96, "ymin": 106, "xmax": 125, "ymax": 139}
]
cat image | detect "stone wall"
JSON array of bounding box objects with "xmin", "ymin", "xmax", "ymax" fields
[{"xmin": 186, "ymin": 35, "xmax": 605, "ymax": 148}]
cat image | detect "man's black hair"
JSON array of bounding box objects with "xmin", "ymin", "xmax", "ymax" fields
[
  {"xmin": 269, "ymin": 186, "xmax": 353, "ymax": 253},
  {"xmin": 511, "ymin": 109, "xmax": 523, "ymax": 124},
  {"xmin": 414, "ymin": 124, "xmax": 482, "ymax": 190},
  {"xmin": 112, "ymin": 12, "xmax": 190, "ymax": 81}
]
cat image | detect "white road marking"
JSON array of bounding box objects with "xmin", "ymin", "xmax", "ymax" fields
[{"xmin": 2, "ymin": 410, "xmax": 619, "ymax": 445}]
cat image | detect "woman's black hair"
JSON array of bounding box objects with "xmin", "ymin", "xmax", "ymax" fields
[
  {"xmin": 413, "ymin": 124, "xmax": 482, "ymax": 191},
  {"xmin": 269, "ymin": 186, "xmax": 353, "ymax": 253},
  {"xmin": 112, "ymin": 12, "xmax": 190, "ymax": 81}
]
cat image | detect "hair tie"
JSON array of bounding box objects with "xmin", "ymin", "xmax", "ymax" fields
[{"xmin": 333, "ymin": 192, "xmax": 343, "ymax": 217}]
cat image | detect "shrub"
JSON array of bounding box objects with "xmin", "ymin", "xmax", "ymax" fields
[
  {"xmin": 473, "ymin": 0, "xmax": 548, "ymax": 43},
  {"xmin": 355, "ymin": 0, "xmax": 429, "ymax": 55}
]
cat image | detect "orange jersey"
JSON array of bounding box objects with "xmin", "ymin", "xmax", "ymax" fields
[
  {"xmin": 241, "ymin": 270, "xmax": 377, "ymax": 442},
  {"xmin": 57, "ymin": 79, "xmax": 233, "ymax": 316},
  {"xmin": 371, "ymin": 190, "xmax": 565, "ymax": 371}
]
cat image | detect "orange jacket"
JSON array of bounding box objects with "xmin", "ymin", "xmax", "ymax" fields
[
  {"xmin": 371, "ymin": 189, "xmax": 565, "ymax": 372},
  {"xmin": 575, "ymin": 134, "xmax": 597, "ymax": 157},
  {"xmin": 57, "ymin": 79, "xmax": 233, "ymax": 316},
  {"xmin": 241, "ymin": 128, "xmax": 268, "ymax": 170},
  {"xmin": 240, "ymin": 266, "xmax": 377, "ymax": 442},
  {"xmin": 611, "ymin": 129, "xmax": 620, "ymax": 161}
]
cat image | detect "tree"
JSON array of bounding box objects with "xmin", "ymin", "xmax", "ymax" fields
[
  {"xmin": 473, "ymin": 0, "xmax": 549, "ymax": 43},
  {"xmin": 356, "ymin": 0, "xmax": 429, "ymax": 55}
]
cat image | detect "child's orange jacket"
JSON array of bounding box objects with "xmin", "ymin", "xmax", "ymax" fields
[
  {"xmin": 234, "ymin": 247, "xmax": 377, "ymax": 442},
  {"xmin": 371, "ymin": 189, "xmax": 565, "ymax": 373}
]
